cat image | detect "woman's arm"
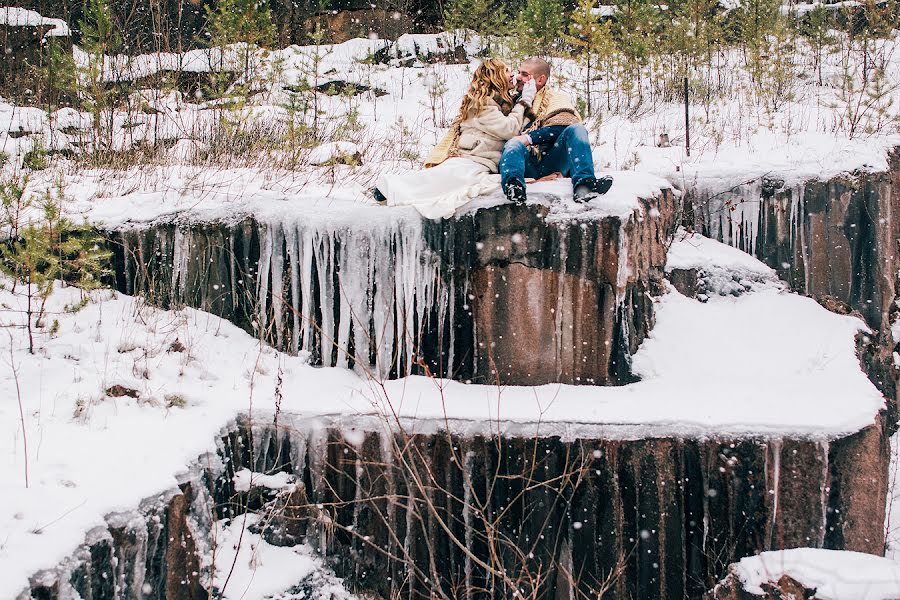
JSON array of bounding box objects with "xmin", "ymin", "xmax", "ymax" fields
[{"xmin": 475, "ymin": 101, "xmax": 528, "ymax": 141}]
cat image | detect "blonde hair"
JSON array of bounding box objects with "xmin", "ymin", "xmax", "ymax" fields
[{"xmin": 457, "ymin": 59, "xmax": 514, "ymax": 122}]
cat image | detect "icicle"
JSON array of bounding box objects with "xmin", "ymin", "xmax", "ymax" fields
[
  {"xmin": 770, "ymin": 440, "xmax": 782, "ymax": 542},
  {"xmin": 314, "ymin": 233, "xmax": 335, "ymax": 367},
  {"xmin": 336, "ymin": 269, "xmax": 353, "ymax": 370},
  {"xmin": 299, "ymin": 227, "xmax": 314, "ymax": 355},
  {"xmin": 252, "ymin": 422, "xmax": 274, "ymax": 473},
  {"xmin": 789, "ymin": 185, "xmax": 800, "ymax": 257},
  {"xmin": 797, "ymin": 187, "xmax": 811, "ymax": 293},
  {"xmin": 171, "ymin": 228, "xmax": 191, "ymax": 302},
  {"xmin": 371, "ymin": 236, "xmax": 394, "ymax": 376},
  {"xmin": 445, "ymin": 272, "xmax": 454, "ymax": 377},
  {"xmin": 245, "ymin": 211, "xmax": 442, "ymax": 378},
  {"xmin": 372, "ymin": 239, "xmax": 395, "ymax": 375},
  {"xmin": 463, "ymin": 449, "xmax": 474, "ymax": 594},
  {"xmin": 270, "ymin": 225, "xmax": 286, "ymax": 350},
  {"xmin": 285, "ymin": 226, "xmax": 301, "ymax": 355},
  {"xmin": 121, "ymin": 234, "xmax": 133, "ymax": 293},
  {"xmin": 615, "ymin": 221, "xmax": 630, "ymax": 304},
  {"xmin": 288, "ymin": 425, "xmax": 308, "ymax": 476},
  {"xmin": 555, "ymin": 229, "xmax": 567, "ymax": 379},
  {"xmin": 306, "ymin": 426, "xmax": 329, "ymax": 554},
  {"xmin": 351, "ymin": 450, "xmax": 364, "ymax": 576},
  {"xmin": 256, "ymin": 226, "xmax": 273, "ymax": 339},
  {"xmin": 228, "ymin": 234, "xmax": 238, "ymax": 323},
  {"xmin": 818, "ymin": 440, "xmax": 830, "ymax": 547}
]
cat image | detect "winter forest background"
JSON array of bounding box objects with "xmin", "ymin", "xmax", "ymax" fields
[{"xmin": 0, "ymin": 0, "xmax": 899, "ymax": 597}]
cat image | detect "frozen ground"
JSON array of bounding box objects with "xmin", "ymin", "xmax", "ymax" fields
[{"xmin": 0, "ymin": 233, "xmax": 886, "ymax": 596}]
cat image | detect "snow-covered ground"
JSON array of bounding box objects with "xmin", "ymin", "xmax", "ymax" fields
[
  {"xmin": 0, "ymin": 27, "xmax": 897, "ymax": 226},
  {"xmin": 207, "ymin": 516, "xmax": 355, "ymax": 600},
  {"xmin": 0, "ymin": 233, "xmax": 886, "ymax": 596},
  {"xmin": 59, "ymin": 164, "xmax": 671, "ymax": 228}
]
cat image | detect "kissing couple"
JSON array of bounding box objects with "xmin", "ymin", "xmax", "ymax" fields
[{"xmin": 373, "ymin": 57, "xmax": 613, "ymax": 219}]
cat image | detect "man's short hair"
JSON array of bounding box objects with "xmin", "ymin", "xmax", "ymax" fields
[{"xmin": 523, "ymin": 57, "xmax": 551, "ymax": 79}]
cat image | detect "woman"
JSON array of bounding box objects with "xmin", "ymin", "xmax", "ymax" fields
[{"xmin": 374, "ymin": 58, "xmax": 537, "ymax": 219}]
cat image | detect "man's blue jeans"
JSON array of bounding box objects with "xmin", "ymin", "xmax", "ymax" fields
[{"xmin": 499, "ymin": 124, "xmax": 596, "ymax": 192}]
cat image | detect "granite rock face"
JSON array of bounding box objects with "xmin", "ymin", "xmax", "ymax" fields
[{"xmin": 111, "ymin": 189, "xmax": 676, "ymax": 385}]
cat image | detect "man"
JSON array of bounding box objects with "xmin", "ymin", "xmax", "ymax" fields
[{"xmin": 499, "ymin": 57, "xmax": 612, "ymax": 204}]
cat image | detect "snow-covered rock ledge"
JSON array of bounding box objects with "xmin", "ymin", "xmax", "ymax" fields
[
  {"xmin": 104, "ymin": 170, "xmax": 677, "ymax": 386},
  {"xmin": 686, "ymin": 150, "xmax": 900, "ymax": 408},
  {"xmin": 19, "ymin": 412, "xmax": 888, "ymax": 600}
]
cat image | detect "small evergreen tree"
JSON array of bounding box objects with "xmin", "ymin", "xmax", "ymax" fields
[
  {"xmin": 565, "ymin": 0, "xmax": 616, "ymax": 115},
  {"xmin": 443, "ymin": 0, "xmax": 510, "ymax": 43},
  {"xmin": 203, "ymin": 0, "xmax": 275, "ymax": 99},
  {"xmin": 515, "ymin": 0, "xmax": 568, "ymax": 57},
  {"xmin": 79, "ymin": 0, "xmax": 122, "ymax": 152},
  {"xmin": 728, "ymin": 0, "xmax": 780, "ymax": 55},
  {"xmin": 0, "ymin": 183, "xmax": 112, "ymax": 354},
  {"xmin": 798, "ymin": 4, "xmax": 833, "ymax": 85},
  {"xmin": 33, "ymin": 38, "xmax": 77, "ymax": 114}
]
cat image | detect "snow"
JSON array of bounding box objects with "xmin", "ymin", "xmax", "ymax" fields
[
  {"xmin": 51, "ymin": 164, "xmax": 670, "ymax": 231},
  {"xmin": 389, "ymin": 31, "xmax": 482, "ymax": 62},
  {"xmin": 733, "ymin": 549, "xmax": 900, "ymax": 599},
  {"xmin": 591, "ymin": 5, "xmax": 618, "ymax": 16},
  {"xmin": 0, "ymin": 7, "xmax": 69, "ymax": 37},
  {"xmin": 232, "ymin": 469, "xmax": 296, "ymax": 492},
  {"xmin": 666, "ymin": 229, "xmax": 775, "ymax": 276},
  {"xmin": 307, "ymin": 141, "xmax": 361, "ymax": 166},
  {"xmin": 207, "ymin": 515, "xmax": 354, "ymax": 599},
  {"xmin": 51, "ymin": 107, "xmax": 92, "ymax": 132},
  {"xmin": 167, "ymin": 138, "xmax": 206, "ymax": 162},
  {"xmin": 1, "ymin": 31, "xmax": 896, "ymax": 223},
  {"xmin": 72, "ymin": 46, "xmax": 235, "ymax": 83}
]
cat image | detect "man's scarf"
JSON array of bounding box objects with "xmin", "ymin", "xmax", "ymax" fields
[
  {"xmin": 422, "ymin": 88, "xmax": 581, "ymax": 168},
  {"xmin": 523, "ymin": 87, "xmax": 582, "ymax": 133}
]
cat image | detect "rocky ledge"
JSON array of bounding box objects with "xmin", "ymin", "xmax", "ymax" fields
[
  {"xmin": 22, "ymin": 415, "xmax": 890, "ymax": 600},
  {"xmin": 109, "ymin": 175, "xmax": 677, "ymax": 386},
  {"xmin": 688, "ymin": 148, "xmax": 900, "ymax": 406}
]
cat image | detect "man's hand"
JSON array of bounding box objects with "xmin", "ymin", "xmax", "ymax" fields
[{"xmin": 512, "ymin": 134, "xmax": 532, "ymax": 146}]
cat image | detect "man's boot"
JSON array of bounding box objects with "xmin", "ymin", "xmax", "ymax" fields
[
  {"xmin": 573, "ymin": 176, "xmax": 613, "ymax": 203},
  {"xmin": 504, "ymin": 179, "xmax": 527, "ymax": 205},
  {"xmin": 370, "ymin": 187, "xmax": 387, "ymax": 203}
]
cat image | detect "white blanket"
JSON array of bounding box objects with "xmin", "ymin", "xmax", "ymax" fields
[{"xmin": 376, "ymin": 158, "xmax": 500, "ymax": 219}]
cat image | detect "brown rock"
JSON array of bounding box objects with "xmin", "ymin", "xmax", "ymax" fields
[
  {"xmin": 668, "ymin": 267, "xmax": 699, "ymax": 298},
  {"xmin": 164, "ymin": 484, "xmax": 205, "ymax": 600},
  {"xmin": 709, "ymin": 571, "xmax": 816, "ymax": 599},
  {"xmin": 105, "ymin": 384, "xmax": 140, "ymax": 398}
]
